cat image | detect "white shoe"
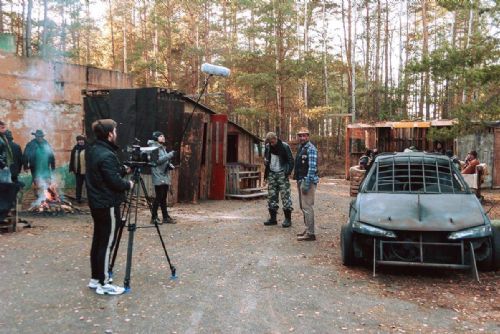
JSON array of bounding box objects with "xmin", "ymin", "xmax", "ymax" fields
[
  {"xmin": 96, "ymin": 283, "xmax": 125, "ymax": 295},
  {"xmin": 88, "ymin": 279, "xmax": 99, "ymax": 289}
]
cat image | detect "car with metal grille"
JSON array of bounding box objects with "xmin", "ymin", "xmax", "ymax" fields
[{"xmin": 341, "ymin": 152, "xmax": 500, "ymax": 279}]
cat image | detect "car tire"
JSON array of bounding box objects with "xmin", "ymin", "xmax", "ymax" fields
[
  {"xmin": 477, "ymin": 238, "xmax": 494, "ymax": 271},
  {"xmin": 492, "ymin": 225, "xmax": 500, "ymax": 270},
  {"xmin": 341, "ymin": 224, "xmax": 356, "ymax": 266}
]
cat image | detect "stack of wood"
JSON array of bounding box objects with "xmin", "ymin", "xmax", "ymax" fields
[
  {"xmin": 349, "ymin": 165, "xmax": 366, "ymax": 197},
  {"xmin": 29, "ymin": 197, "xmax": 80, "ymax": 214}
]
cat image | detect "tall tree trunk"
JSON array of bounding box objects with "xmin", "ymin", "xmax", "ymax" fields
[
  {"xmin": 322, "ymin": 0, "xmax": 329, "ymax": 107},
  {"xmin": 273, "ymin": 0, "xmax": 286, "ymax": 138},
  {"xmin": 374, "ymin": 0, "xmax": 381, "ymax": 118},
  {"xmin": 60, "ymin": 4, "xmax": 66, "ymax": 55},
  {"xmin": 351, "ymin": 0, "xmax": 356, "ymax": 122},
  {"xmin": 402, "ymin": 1, "xmax": 409, "ymax": 118},
  {"xmin": 384, "ymin": 0, "xmax": 389, "ymax": 110},
  {"xmin": 41, "ymin": 0, "xmax": 48, "ymax": 58},
  {"xmin": 303, "ymin": 0, "xmax": 309, "ymax": 116},
  {"xmin": 365, "ymin": 0, "xmax": 370, "ymax": 118},
  {"xmin": 419, "ymin": 1, "xmax": 429, "ymax": 119},
  {"xmin": 85, "ymin": 0, "xmax": 90, "ymax": 64},
  {"xmin": 108, "ymin": 0, "xmax": 116, "ymax": 69},
  {"xmin": 25, "ymin": 0, "xmax": 33, "ymax": 57},
  {"xmin": 341, "ymin": 0, "xmax": 352, "ymax": 115},
  {"xmin": 123, "ymin": 23, "xmax": 127, "ymax": 73}
]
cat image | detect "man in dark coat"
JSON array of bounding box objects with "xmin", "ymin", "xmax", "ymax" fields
[
  {"xmin": 23, "ymin": 129, "xmax": 55, "ymax": 190},
  {"xmin": 5, "ymin": 130, "xmax": 23, "ymax": 184},
  {"xmin": 0, "ymin": 120, "xmax": 13, "ymax": 183},
  {"xmin": 69, "ymin": 135, "xmax": 88, "ymax": 203},
  {"xmin": 263, "ymin": 132, "xmax": 294, "ymax": 227},
  {"xmin": 86, "ymin": 119, "xmax": 132, "ymax": 295}
]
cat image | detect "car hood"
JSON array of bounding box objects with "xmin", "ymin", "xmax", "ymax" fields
[{"xmin": 358, "ymin": 193, "xmax": 485, "ymax": 231}]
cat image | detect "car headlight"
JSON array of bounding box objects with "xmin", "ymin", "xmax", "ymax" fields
[
  {"xmin": 352, "ymin": 221, "xmax": 397, "ymax": 238},
  {"xmin": 448, "ymin": 225, "xmax": 492, "ymax": 240}
]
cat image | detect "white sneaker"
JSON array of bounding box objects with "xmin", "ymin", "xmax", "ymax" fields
[
  {"xmin": 88, "ymin": 279, "xmax": 99, "ymax": 289},
  {"xmin": 96, "ymin": 283, "xmax": 125, "ymax": 295}
]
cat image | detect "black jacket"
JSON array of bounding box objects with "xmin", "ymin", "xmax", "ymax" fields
[
  {"xmin": 0, "ymin": 134, "xmax": 8, "ymax": 169},
  {"xmin": 85, "ymin": 140, "xmax": 131, "ymax": 209},
  {"xmin": 264, "ymin": 139, "xmax": 294, "ymax": 179},
  {"xmin": 8, "ymin": 140, "xmax": 22, "ymax": 180}
]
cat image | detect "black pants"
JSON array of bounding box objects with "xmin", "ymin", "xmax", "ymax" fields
[
  {"xmin": 152, "ymin": 184, "xmax": 169, "ymax": 219},
  {"xmin": 75, "ymin": 174, "xmax": 85, "ymax": 201},
  {"xmin": 90, "ymin": 206, "xmax": 120, "ymax": 285}
]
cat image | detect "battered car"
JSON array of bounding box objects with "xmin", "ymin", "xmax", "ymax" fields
[{"xmin": 341, "ymin": 152, "xmax": 500, "ymax": 277}]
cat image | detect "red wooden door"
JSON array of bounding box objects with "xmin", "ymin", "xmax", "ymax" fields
[{"xmin": 209, "ymin": 114, "xmax": 227, "ymax": 199}]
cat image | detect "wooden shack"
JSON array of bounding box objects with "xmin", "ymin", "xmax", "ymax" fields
[
  {"xmin": 456, "ymin": 121, "xmax": 500, "ymax": 188},
  {"xmin": 345, "ymin": 120, "xmax": 454, "ymax": 178},
  {"xmin": 83, "ymin": 88, "xmax": 263, "ymax": 203}
]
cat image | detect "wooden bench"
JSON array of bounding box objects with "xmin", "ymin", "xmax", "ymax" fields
[{"xmin": 226, "ymin": 164, "xmax": 267, "ymax": 199}]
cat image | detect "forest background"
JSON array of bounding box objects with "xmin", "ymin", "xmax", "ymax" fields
[{"xmin": 0, "ymin": 0, "xmax": 499, "ymax": 155}]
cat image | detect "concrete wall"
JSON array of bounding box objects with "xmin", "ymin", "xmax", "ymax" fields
[
  {"xmin": 456, "ymin": 129, "xmax": 494, "ymax": 188},
  {"xmin": 0, "ymin": 52, "xmax": 133, "ymax": 187}
]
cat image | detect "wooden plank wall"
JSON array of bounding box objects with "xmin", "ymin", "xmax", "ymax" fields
[{"xmin": 227, "ymin": 124, "xmax": 257, "ymax": 165}]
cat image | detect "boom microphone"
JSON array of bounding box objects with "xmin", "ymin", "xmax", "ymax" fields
[{"xmin": 201, "ymin": 63, "xmax": 230, "ymax": 77}]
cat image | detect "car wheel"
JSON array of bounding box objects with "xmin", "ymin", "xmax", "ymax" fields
[
  {"xmin": 341, "ymin": 224, "xmax": 356, "ymax": 266},
  {"xmin": 477, "ymin": 238, "xmax": 494, "ymax": 271},
  {"xmin": 492, "ymin": 225, "xmax": 500, "ymax": 270}
]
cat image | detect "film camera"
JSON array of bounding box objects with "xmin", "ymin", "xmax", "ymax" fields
[
  {"xmin": 124, "ymin": 140, "xmax": 175, "ymax": 171},
  {"xmin": 125, "ymin": 141, "xmax": 159, "ymax": 167}
]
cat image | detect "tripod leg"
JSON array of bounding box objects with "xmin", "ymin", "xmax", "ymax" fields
[
  {"xmin": 108, "ymin": 183, "xmax": 135, "ymax": 278},
  {"xmin": 139, "ymin": 176, "xmax": 177, "ymax": 279},
  {"xmin": 123, "ymin": 170, "xmax": 141, "ymax": 292},
  {"xmin": 123, "ymin": 221, "xmax": 136, "ymax": 292}
]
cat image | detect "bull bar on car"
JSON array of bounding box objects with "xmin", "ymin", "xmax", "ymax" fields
[{"xmin": 372, "ymin": 237, "xmax": 481, "ymax": 281}]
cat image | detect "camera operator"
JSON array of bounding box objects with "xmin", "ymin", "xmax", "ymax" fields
[
  {"xmin": 148, "ymin": 131, "xmax": 176, "ymax": 224},
  {"xmin": 86, "ymin": 119, "xmax": 133, "ymax": 295}
]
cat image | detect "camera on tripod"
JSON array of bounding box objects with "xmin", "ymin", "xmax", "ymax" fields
[{"xmin": 124, "ymin": 141, "xmax": 159, "ymax": 167}]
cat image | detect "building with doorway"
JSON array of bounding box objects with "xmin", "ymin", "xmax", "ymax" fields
[{"xmin": 83, "ymin": 88, "xmax": 263, "ymax": 203}]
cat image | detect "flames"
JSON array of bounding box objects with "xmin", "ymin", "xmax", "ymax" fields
[{"xmin": 30, "ymin": 182, "xmax": 74, "ymax": 214}]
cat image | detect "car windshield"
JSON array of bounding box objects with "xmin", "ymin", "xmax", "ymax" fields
[{"xmin": 363, "ymin": 155, "xmax": 467, "ymax": 193}]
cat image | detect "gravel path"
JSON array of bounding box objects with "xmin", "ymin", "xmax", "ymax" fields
[{"xmin": 0, "ymin": 178, "xmax": 498, "ymax": 333}]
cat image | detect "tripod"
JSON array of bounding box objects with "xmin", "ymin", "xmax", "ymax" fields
[{"xmin": 108, "ymin": 163, "xmax": 177, "ymax": 292}]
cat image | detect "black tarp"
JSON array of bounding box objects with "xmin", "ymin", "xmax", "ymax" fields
[{"xmin": 83, "ymin": 88, "xmax": 185, "ymax": 164}]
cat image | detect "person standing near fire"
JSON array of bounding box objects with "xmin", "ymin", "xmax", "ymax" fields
[
  {"xmin": 86, "ymin": 119, "xmax": 133, "ymax": 295},
  {"xmin": 0, "ymin": 121, "xmax": 13, "ymax": 183},
  {"xmin": 4, "ymin": 130, "xmax": 23, "ymax": 184},
  {"xmin": 23, "ymin": 129, "xmax": 55, "ymax": 192},
  {"xmin": 69, "ymin": 135, "xmax": 88, "ymax": 203},
  {"xmin": 148, "ymin": 131, "xmax": 176, "ymax": 224},
  {"xmin": 263, "ymin": 132, "xmax": 294, "ymax": 227},
  {"xmin": 293, "ymin": 127, "xmax": 319, "ymax": 241}
]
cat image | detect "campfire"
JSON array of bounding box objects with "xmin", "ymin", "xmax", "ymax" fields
[{"xmin": 29, "ymin": 183, "xmax": 79, "ymax": 214}]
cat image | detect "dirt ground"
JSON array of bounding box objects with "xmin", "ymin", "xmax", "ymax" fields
[{"xmin": 0, "ymin": 179, "xmax": 498, "ymax": 333}]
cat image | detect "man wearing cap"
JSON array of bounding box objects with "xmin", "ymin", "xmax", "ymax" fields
[
  {"xmin": 69, "ymin": 135, "xmax": 88, "ymax": 203},
  {"xmin": 0, "ymin": 121, "xmax": 13, "ymax": 183},
  {"xmin": 148, "ymin": 131, "xmax": 176, "ymax": 224},
  {"xmin": 293, "ymin": 127, "xmax": 319, "ymax": 241},
  {"xmin": 86, "ymin": 119, "xmax": 133, "ymax": 295},
  {"xmin": 23, "ymin": 129, "xmax": 56, "ymax": 191},
  {"xmin": 263, "ymin": 132, "xmax": 294, "ymax": 227},
  {"xmin": 5, "ymin": 130, "xmax": 23, "ymax": 184}
]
